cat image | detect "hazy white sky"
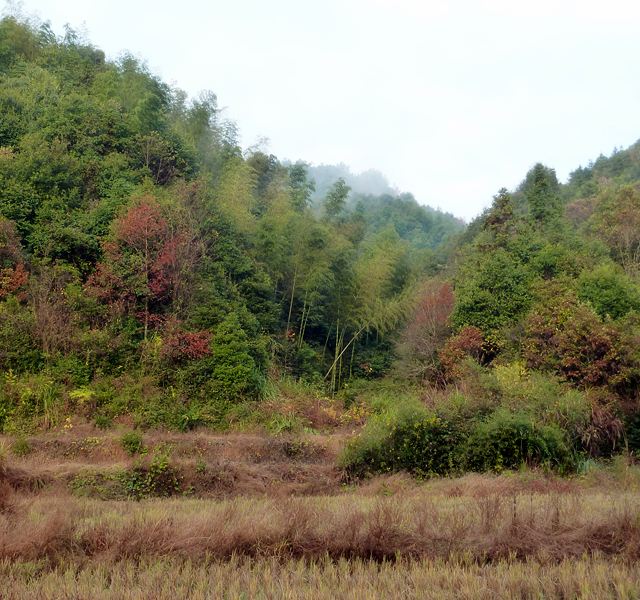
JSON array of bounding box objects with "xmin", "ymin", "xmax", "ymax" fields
[{"xmin": 6, "ymin": 0, "xmax": 640, "ymax": 219}]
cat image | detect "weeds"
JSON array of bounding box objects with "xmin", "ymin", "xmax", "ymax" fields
[
  {"xmin": 120, "ymin": 431, "xmax": 145, "ymax": 456},
  {"xmin": 10, "ymin": 437, "xmax": 31, "ymax": 458}
]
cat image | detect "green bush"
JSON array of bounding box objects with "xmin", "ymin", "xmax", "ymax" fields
[
  {"xmin": 71, "ymin": 452, "xmax": 183, "ymax": 500},
  {"xmin": 464, "ymin": 410, "xmax": 574, "ymax": 474},
  {"xmin": 11, "ymin": 436, "xmax": 31, "ymax": 457},
  {"xmin": 46, "ymin": 354, "xmax": 92, "ymax": 387},
  {"xmin": 93, "ymin": 414, "xmax": 112, "ymax": 430},
  {"xmin": 340, "ymin": 404, "xmax": 463, "ymax": 478},
  {"xmin": 121, "ymin": 451, "xmax": 182, "ymax": 500},
  {"xmin": 176, "ymin": 314, "xmax": 265, "ymax": 407},
  {"xmin": 495, "ymin": 364, "xmax": 591, "ymax": 446},
  {"xmin": 0, "ymin": 372, "xmax": 63, "ymax": 431},
  {"xmin": 120, "ymin": 431, "xmax": 144, "ymax": 456},
  {"xmin": 577, "ymin": 263, "xmax": 640, "ymax": 320},
  {"xmin": 626, "ymin": 411, "xmax": 640, "ymax": 455},
  {"xmin": 0, "ymin": 297, "xmax": 43, "ymax": 373}
]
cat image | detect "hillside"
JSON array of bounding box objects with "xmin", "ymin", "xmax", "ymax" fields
[
  {"xmin": 1, "ymin": 13, "xmax": 640, "ymax": 472},
  {"xmin": 0, "ymin": 16, "xmax": 463, "ymax": 434},
  {"xmin": 4, "ymin": 11, "xmax": 640, "ymax": 598}
]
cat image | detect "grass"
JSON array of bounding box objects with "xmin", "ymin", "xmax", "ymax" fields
[
  {"xmin": 2, "ymin": 490, "xmax": 640, "ymax": 563},
  {"xmin": 2, "ymin": 557, "xmax": 640, "ymax": 599},
  {"xmin": 3, "ymin": 428, "xmax": 640, "ymax": 597}
]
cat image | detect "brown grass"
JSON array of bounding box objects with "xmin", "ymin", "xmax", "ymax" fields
[
  {"xmin": 1, "ymin": 491, "xmax": 640, "ymax": 564},
  {"xmin": 3, "ymin": 431, "xmax": 640, "ymax": 598},
  {"xmin": 2, "ymin": 556, "xmax": 640, "ymax": 599},
  {"xmin": 6, "ymin": 430, "xmax": 640, "ymax": 501}
]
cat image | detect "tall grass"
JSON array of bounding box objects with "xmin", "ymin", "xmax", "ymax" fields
[{"xmin": 2, "ymin": 492, "xmax": 640, "ymax": 563}]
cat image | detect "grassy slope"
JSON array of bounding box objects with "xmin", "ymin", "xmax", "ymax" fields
[{"xmin": 2, "ymin": 427, "xmax": 640, "ymax": 598}]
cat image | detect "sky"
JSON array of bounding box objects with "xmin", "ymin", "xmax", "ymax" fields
[{"xmin": 5, "ymin": 0, "xmax": 640, "ymax": 220}]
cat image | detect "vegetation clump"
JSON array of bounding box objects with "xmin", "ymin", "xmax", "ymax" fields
[{"xmin": 120, "ymin": 431, "xmax": 145, "ymax": 456}]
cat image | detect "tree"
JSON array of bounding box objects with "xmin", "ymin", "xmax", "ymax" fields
[
  {"xmin": 288, "ymin": 162, "xmax": 314, "ymax": 211},
  {"xmin": 524, "ymin": 163, "xmax": 561, "ymax": 226},
  {"xmin": 323, "ymin": 177, "xmax": 350, "ymax": 222},
  {"xmin": 86, "ymin": 194, "xmax": 199, "ymax": 338},
  {"xmin": 577, "ymin": 263, "xmax": 640, "ymax": 320},
  {"xmin": 397, "ymin": 279, "xmax": 454, "ymax": 380},
  {"xmin": 324, "ymin": 228, "xmax": 414, "ymax": 390},
  {"xmin": 590, "ymin": 185, "xmax": 640, "ymax": 276},
  {"xmin": 483, "ymin": 188, "xmax": 515, "ymax": 241},
  {"xmin": 452, "ymin": 248, "xmax": 533, "ymax": 348}
]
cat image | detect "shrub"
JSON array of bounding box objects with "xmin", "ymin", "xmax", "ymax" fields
[
  {"xmin": 523, "ymin": 290, "xmax": 624, "ymax": 388},
  {"xmin": 340, "ymin": 404, "xmax": 463, "ymax": 478},
  {"xmin": 0, "ymin": 297, "xmax": 42, "ymax": 373},
  {"xmin": 93, "ymin": 414, "xmax": 112, "ymax": 430},
  {"xmin": 438, "ymin": 326, "xmax": 485, "ymax": 382},
  {"xmin": 121, "ymin": 451, "xmax": 182, "ymax": 500},
  {"xmin": 176, "ymin": 314, "xmax": 265, "ymax": 406},
  {"xmin": 579, "ymin": 398, "xmax": 624, "ymax": 458},
  {"xmin": 626, "ymin": 411, "xmax": 640, "ymax": 455},
  {"xmin": 47, "ymin": 354, "xmax": 92, "ymax": 387},
  {"xmin": 71, "ymin": 452, "xmax": 183, "ymax": 500},
  {"xmin": 120, "ymin": 431, "xmax": 144, "ymax": 456},
  {"xmin": 0, "ymin": 372, "xmax": 63, "ymax": 431},
  {"xmin": 577, "ymin": 263, "xmax": 640, "ymax": 320},
  {"xmin": 495, "ymin": 364, "xmax": 591, "ymax": 445},
  {"xmin": 464, "ymin": 410, "xmax": 574, "ymax": 474}
]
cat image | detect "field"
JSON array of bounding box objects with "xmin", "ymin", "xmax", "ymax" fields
[{"xmin": 2, "ymin": 428, "xmax": 640, "ymax": 599}]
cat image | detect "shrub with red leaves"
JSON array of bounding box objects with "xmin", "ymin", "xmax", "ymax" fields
[
  {"xmin": 438, "ymin": 326, "xmax": 485, "ymax": 382},
  {"xmin": 162, "ymin": 327, "xmax": 211, "ymax": 362},
  {"xmin": 0, "ymin": 262, "xmax": 28, "ymax": 299},
  {"xmin": 0, "ymin": 219, "xmax": 28, "ymax": 300},
  {"xmin": 523, "ymin": 293, "xmax": 624, "ymax": 388}
]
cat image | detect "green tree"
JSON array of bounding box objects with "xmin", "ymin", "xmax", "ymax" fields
[
  {"xmin": 577, "ymin": 263, "xmax": 640, "ymax": 320},
  {"xmin": 524, "ymin": 163, "xmax": 561, "ymax": 226},
  {"xmin": 323, "ymin": 178, "xmax": 350, "ymax": 222}
]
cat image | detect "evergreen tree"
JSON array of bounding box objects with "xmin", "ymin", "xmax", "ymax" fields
[{"xmin": 525, "ymin": 163, "xmax": 561, "ymax": 226}]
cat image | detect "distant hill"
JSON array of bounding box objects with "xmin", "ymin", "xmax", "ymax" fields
[
  {"xmin": 306, "ymin": 163, "xmax": 464, "ymax": 250},
  {"xmin": 307, "ymin": 164, "xmax": 397, "ymax": 200}
]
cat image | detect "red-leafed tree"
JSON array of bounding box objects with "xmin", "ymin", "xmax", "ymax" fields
[
  {"xmin": 397, "ymin": 279, "xmax": 455, "ymax": 380},
  {"xmin": 0, "ymin": 218, "xmax": 28, "ymax": 300},
  {"xmin": 86, "ymin": 195, "xmax": 201, "ymax": 337}
]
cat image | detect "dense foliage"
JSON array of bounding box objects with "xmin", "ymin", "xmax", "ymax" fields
[
  {"xmin": 0, "ymin": 16, "xmax": 461, "ymax": 432},
  {"xmin": 388, "ymin": 142, "xmax": 640, "ymax": 474},
  {"xmin": 2, "ymin": 14, "xmax": 640, "ymax": 479}
]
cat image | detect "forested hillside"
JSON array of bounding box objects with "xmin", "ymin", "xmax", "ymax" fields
[
  {"xmin": 376, "ymin": 145, "xmax": 640, "ymax": 476},
  {"xmin": 5, "ymin": 7, "xmax": 640, "ymax": 598},
  {"xmin": 0, "ymin": 16, "xmax": 461, "ymax": 432},
  {"xmin": 2, "ymin": 14, "xmax": 640, "ymax": 474}
]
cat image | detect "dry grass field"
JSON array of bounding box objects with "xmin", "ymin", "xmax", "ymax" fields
[{"xmin": 2, "ymin": 430, "xmax": 640, "ymax": 599}]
